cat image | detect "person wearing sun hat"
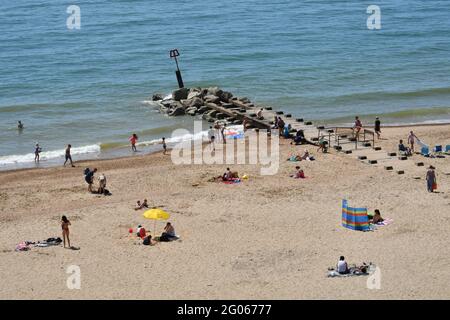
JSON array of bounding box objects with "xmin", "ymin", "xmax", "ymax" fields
[{"xmin": 426, "ymin": 165, "xmax": 436, "ymax": 192}]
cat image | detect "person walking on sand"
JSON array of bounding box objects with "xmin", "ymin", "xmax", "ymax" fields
[
  {"xmin": 34, "ymin": 143, "xmax": 42, "ymax": 163},
  {"xmin": 61, "ymin": 215, "xmax": 71, "ymax": 248},
  {"xmin": 64, "ymin": 144, "xmax": 75, "ymax": 167},
  {"xmin": 374, "ymin": 117, "xmax": 381, "ymax": 139},
  {"xmin": 162, "ymin": 137, "xmax": 167, "ymax": 155},
  {"xmin": 353, "ymin": 116, "xmax": 362, "ymax": 140},
  {"xmin": 129, "ymin": 133, "xmax": 138, "ymax": 152},
  {"xmin": 426, "ymin": 166, "xmax": 437, "ymax": 193},
  {"xmin": 408, "ymin": 131, "xmax": 418, "ymax": 153},
  {"xmin": 208, "ymin": 126, "xmax": 216, "ymax": 151}
]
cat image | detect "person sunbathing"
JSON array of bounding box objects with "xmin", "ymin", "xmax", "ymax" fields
[
  {"xmin": 291, "ymin": 166, "xmax": 305, "ymax": 179},
  {"xmin": 288, "ymin": 154, "xmax": 302, "ymax": 161},
  {"xmin": 301, "ymin": 150, "xmax": 312, "ymax": 161},
  {"xmin": 160, "ymin": 222, "xmax": 177, "ymax": 242},
  {"xmin": 135, "ymin": 201, "xmax": 142, "ymax": 210},
  {"xmin": 370, "ymin": 209, "xmax": 384, "ymax": 224}
]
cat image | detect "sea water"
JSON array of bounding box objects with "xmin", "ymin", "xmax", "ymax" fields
[{"xmin": 1, "ymin": 0, "xmax": 449, "ymax": 170}]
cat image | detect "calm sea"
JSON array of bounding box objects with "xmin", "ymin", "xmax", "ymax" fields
[{"xmin": 1, "ymin": 0, "xmax": 450, "ymax": 169}]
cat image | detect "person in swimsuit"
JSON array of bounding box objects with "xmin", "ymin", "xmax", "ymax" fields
[
  {"xmin": 34, "ymin": 143, "xmax": 42, "ymax": 162},
  {"xmin": 408, "ymin": 131, "xmax": 418, "ymax": 153},
  {"xmin": 370, "ymin": 209, "xmax": 384, "ymax": 224},
  {"xmin": 18, "ymin": 121, "xmax": 24, "ymax": 130},
  {"xmin": 61, "ymin": 215, "xmax": 71, "ymax": 248},
  {"xmin": 130, "ymin": 133, "xmax": 138, "ymax": 152},
  {"xmin": 64, "ymin": 144, "xmax": 75, "ymax": 167}
]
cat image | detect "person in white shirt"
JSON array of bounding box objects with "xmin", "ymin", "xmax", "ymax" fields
[{"xmin": 337, "ymin": 256, "xmax": 349, "ymax": 274}]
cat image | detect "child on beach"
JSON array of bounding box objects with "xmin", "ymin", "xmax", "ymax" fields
[
  {"xmin": 162, "ymin": 137, "xmax": 167, "ymax": 155},
  {"xmin": 130, "ymin": 133, "xmax": 138, "ymax": 152},
  {"xmin": 61, "ymin": 215, "xmax": 71, "ymax": 248},
  {"xmin": 64, "ymin": 144, "xmax": 75, "ymax": 167},
  {"xmin": 291, "ymin": 166, "xmax": 305, "ymax": 179},
  {"xmin": 97, "ymin": 173, "xmax": 107, "ymax": 194},
  {"xmin": 398, "ymin": 139, "xmax": 412, "ymax": 156},
  {"xmin": 34, "ymin": 143, "xmax": 42, "ymax": 162},
  {"xmin": 135, "ymin": 199, "xmax": 149, "ymax": 210}
]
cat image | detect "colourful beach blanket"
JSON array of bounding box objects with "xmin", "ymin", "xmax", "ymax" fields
[
  {"xmin": 342, "ymin": 200, "xmax": 370, "ymax": 231},
  {"xmin": 223, "ymin": 178, "xmax": 241, "ymax": 184},
  {"xmin": 224, "ymin": 126, "xmax": 244, "ymax": 139}
]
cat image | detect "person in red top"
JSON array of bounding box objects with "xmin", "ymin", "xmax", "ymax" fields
[{"xmin": 129, "ymin": 133, "xmax": 138, "ymax": 152}]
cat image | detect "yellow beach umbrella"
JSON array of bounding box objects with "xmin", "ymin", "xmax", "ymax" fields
[{"xmin": 142, "ymin": 208, "xmax": 170, "ymax": 237}]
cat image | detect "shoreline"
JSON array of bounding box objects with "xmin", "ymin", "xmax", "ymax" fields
[{"xmin": 1, "ymin": 122, "xmax": 449, "ymax": 174}]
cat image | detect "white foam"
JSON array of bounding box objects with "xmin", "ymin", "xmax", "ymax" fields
[{"xmin": 0, "ymin": 144, "xmax": 100, "ymax": 166}]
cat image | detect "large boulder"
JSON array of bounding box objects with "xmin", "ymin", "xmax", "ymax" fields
[
  {"xmin": 187, "ymin": 89, "xmax": 202, "ymax": 100},
  {"xmin": 204, "ymin": 95, "xmax": 220, "ymax": 104},
  {"xmin": 220, "ymin": 91, "xmax": 233, "ymax": 102},
  {"xmin": 197, "ymin": 106, "xmax": 210, "ymax": 114},
  {"xmin": 152, "ymin": 93, "xmax": 164, "ymax": 101},
  {"xmin": 172, "ymin": 88, "xmax": 189, "ymax": 101},
  {"xmin": 169, "ymin": 106, "xmax": 185, "ymax": 116},
  {"xmin": 207, "ymin": 87, "xmax": 223, "ymax": 97}
]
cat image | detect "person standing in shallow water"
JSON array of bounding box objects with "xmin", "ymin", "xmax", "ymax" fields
[
  {"xmin": 61, "ymin": 215, "xmax": 71, "ymax": 248},
  {"xmin": 34, "ymin": 143, "xmax": 42, "ymax": 162},
  {"xmin": 64, "ymin": 144, "xmax": 75, "ymax": 167},
  {"xmin": 162, "ymin": 137, "xmax": 167, "ymax": 155},
  {"xmin": 129, "ymin": 133, "xmax": 138, "ymax": 152},
  {"xmin": 18, "ymin": 121, "xmax": 24, "ymax": 130}
]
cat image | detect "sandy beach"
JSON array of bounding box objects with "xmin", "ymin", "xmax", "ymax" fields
[{"xmin": 0, "ymin": 124, "xmax": 449, "ymax": 299}]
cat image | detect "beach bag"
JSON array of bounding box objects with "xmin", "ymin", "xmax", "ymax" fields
[
  {"xmin": 143, "ymin": 236, "xmax": 151, "ymax": 246},
  {"xmin": 432, "ymin": 182, "xmax": 437, "ymax": 190}
]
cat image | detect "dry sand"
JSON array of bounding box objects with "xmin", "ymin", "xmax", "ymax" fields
[{"xmin": 0, "ymin": 124, "xmax": 449, "ymax": 299}]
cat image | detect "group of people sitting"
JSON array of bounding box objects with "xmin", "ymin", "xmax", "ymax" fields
[
  {"xmin": 336, "ymin": 256, "xmax": 370, "ymax": 275},
  {"xmin": 136, "ymin": 222, "xmax": 177, "ymax": 245},
  {"xmin": 288, "ymin": 149, "xmax": 314, "ymax": 162},
  {"xmin": 134, "ymin": 199, "xmax": 149, "ymax": 210}
]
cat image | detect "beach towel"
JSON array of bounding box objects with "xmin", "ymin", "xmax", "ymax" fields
[
  {"xmin": 327, "ymin": 264, "xmax": 376, "ymax": 278},
  {"xmin": 15, "ymin": 242, "xmax": 30, "ymax": 252},
  {"xmin": 342, "ymin": 200, "xmax": 370, "ymax": 231},
  {"xmin": 224, "ymin": 126, "xmax": 244, "ymax": 139},
  {"xmin": 223, "ymin": 178, "xmax": 241, "ymax": 184},
  {"xmin": 373, "ymin": 218, "xmax": 393, "ymax": 227}
]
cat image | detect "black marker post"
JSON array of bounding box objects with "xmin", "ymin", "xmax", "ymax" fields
[{"xmin": 170, "ymin": 49, "xmax": 184, "ymax": 88}]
